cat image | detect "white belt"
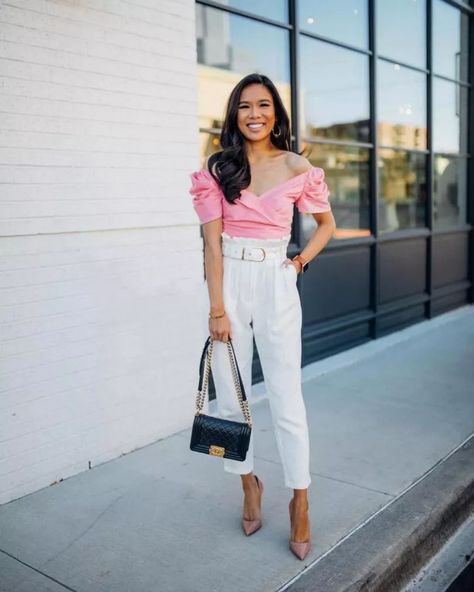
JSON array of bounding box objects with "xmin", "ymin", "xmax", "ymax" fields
[{"xmin": 222, "ymin": 242, "xmax": 287, "ymax": 262}]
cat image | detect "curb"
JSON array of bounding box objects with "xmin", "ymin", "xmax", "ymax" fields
[{"xmin": 283, "ymin": 435, "xmax": 474, "ymax": 592}]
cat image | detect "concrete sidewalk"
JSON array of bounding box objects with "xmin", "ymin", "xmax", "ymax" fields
[{"xmin": 1, "ymin": 306, "xmax": 473, "ymax": 592}]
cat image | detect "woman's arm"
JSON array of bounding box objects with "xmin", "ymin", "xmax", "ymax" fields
[
  {"xmin": 200, "ymin": 155, "xmax": 233, "ymax": 341},
  {"xmin": 202, "ymin": 218, "xmax": 225, "ymax": 315},
  {"xmin": 202, "ymin": 220, "xmax": 233, "ymax": 341},
  {"xmin": 295, "ymin": 211, "xmax": 336, "ymax": 272}
]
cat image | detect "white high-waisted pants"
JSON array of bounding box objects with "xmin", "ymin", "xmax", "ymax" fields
[{"xmin": 201, "ymin": 231, "xmax": 311, "ymax": 490}]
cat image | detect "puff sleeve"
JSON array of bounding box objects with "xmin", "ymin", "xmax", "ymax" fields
[
  {"xmin": 189, "ymin": 169, "xmax": 223, "ymax": 224},
  {"xmin": 295, "ymin": 166, "xmax": 331, "ymax": 213}
]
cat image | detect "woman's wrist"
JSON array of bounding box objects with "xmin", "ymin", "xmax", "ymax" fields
[
  {"xmin": 292, "ymin": 254, "xmax": 310, "ymax": 273},
  {"xmin": 292, "ymin": 259, "xmax": 302, "ymax": 274}
]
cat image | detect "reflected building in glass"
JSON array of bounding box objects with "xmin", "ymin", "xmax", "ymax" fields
[{"xmin": 193, "ymin": 0, "xmax": 473, "ymax": 367}]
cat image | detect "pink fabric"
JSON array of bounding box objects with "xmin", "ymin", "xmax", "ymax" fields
[{"xmin": 189, "ymin": 166, "xmax": 331, "ymax": 239}]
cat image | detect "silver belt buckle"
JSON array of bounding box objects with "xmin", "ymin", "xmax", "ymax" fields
[{"xmin": 241, "ymin": 246, "xmax": 266, "ymax": 262}]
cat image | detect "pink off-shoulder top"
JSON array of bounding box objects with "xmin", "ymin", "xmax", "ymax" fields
[{"xmin": 189, "ymin": 165, "xmax": 331, "ymax": 239}]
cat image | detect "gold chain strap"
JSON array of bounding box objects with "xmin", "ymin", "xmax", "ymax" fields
[
  {"xmin": 194, "ymin": 338, "xmax": 213, "ymax": 414},
  {"xmin": 226, "ymin": 339, "xmax": 253, "ymax": 427},
  {"xmin": 195, "ymin": 337, "xmax": 253, "ymax": 428}
]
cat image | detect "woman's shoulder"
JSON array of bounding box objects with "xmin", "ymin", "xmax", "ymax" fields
[
  {"xmin": 189, "ymin": 154, "xmax": 224, "ymax": 224},
  {"xmin": 285, "ymin": 152, "xmax": 313, "ymax": 177}
]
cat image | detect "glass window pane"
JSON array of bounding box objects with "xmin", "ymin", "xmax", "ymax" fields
[
  {"xmin": 376, "ymin": 0, "xmax": 426, "ymax": 68},
  {"xmin": 433, "ymin": 0, "xmax": 469, "ymax": 82},
  {"xmin": 300, "ymin": 143, "xmax": 371, "ymax": 243},
  {"xmin": 196, "ymin": 5, "xmax": 291, "ymax": 130},
  {"xmin": 433, "ymin": 156, "xmax": 467, "ymax": 228},
  {"xmin": 210, "ymin": 0, "xmax": 288, "ymax": 23},
  {"xmin": 378, "ymin": 149, "xmax": 427, "ymax": 233},
  {"xmin": 199, "ymin": 131, "xmax": 222, "ymax": 166},
  {"xmin": 299, "ymin": 0, "xmax": 368, "ymax": 50},
  {"xmin": 433, "ymin": 79, "xmax": 469, "ymax": 154},
  {"xmin": 300, "ymin": 37, "xmax": 370, "ymax": 143},
  {"xmin": 377, "ymin": 61, "xmax": 427, "ymax": 150}
]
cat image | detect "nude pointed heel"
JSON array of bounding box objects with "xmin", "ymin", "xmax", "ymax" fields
[
  {"xmin": 242, "ymin": 474, "xmax": 264, "ymax": 536},
  {"xmin": 289, "ymin": 498, "xmax": 312, "ymax": 560}
]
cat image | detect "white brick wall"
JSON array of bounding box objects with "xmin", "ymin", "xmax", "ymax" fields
[{"xmin": 0, "ymin": 0, "xmax": 206, "ymax": 504}]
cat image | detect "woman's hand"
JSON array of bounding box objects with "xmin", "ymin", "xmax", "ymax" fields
[
  {"xmin": 283, "ymin": 258, "xmax": 301, "ymax": 274},
  {"xmin": 209, "ymin": 313, "xmax": 233, "ymax": 342}
]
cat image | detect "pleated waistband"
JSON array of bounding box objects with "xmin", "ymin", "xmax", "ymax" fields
[{"xmin": 221, "ymin": 231, "xmax": 291, "ymax": 250}]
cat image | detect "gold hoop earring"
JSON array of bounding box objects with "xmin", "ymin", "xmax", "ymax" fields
[{"xmin": 271, "ymin": 122, "xmax": 282, "ymax": 138}]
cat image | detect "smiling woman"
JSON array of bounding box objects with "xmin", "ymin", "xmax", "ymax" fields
[{"xmin": 188, "ymin": 72, "xmax": 336, "ymax": 561}]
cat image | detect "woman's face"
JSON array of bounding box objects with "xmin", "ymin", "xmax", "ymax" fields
[{"xmin": 236, "ymin": 83, "xmax": 276, "ymax": 143}]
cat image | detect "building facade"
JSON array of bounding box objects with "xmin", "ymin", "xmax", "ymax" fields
[{"xmin": 195, "ymin": 0, "xmax": 473, "ymax": 378}]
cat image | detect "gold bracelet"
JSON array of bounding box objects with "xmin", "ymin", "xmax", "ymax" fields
[{"xmin": 209, "ymin": 311, "xmax": 226, "ymax": 319}]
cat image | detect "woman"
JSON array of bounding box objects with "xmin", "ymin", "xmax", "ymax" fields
[{"xmin": 189, "ymin": 73, "xmax": 336, "ymax": 560}]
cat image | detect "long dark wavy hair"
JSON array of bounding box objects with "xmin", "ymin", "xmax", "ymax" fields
[{"xmin": 207, "ymin": 73, "xmax": 306, "ymax": 204}]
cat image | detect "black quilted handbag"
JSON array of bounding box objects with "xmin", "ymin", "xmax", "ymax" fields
[{"xmin": 190, "ymin": 335, "xmax": 252, "ymax": 461}]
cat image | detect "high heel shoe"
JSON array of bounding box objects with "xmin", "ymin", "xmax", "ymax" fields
[
  {"xmin": 241, "ymin": 474, "xmax": 264, "ymax": 536},
  {"xmin": 288, "ymin": 498, "xmax": 312, "ymax": 560}
]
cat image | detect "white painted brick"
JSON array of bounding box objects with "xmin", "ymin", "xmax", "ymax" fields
[
  {"xmin": 0, "ymin": 94, "xmax": 198, "ymax": 126},
  {"xmin": 0, "ymin": 0, "xmax": 205, "ymax": 504},
  {"xmin": 0, "ymin": 112, "xmax": 196, "ymax": 141}
]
